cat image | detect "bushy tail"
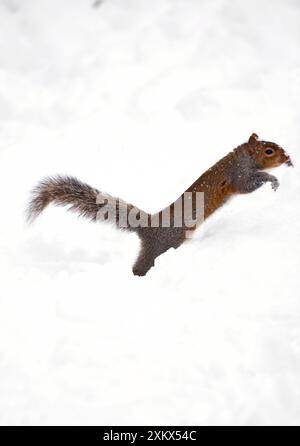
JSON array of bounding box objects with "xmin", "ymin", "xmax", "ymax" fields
[{"xmin": 26, "ymin": 175, "xmax": 147, "ymax": 232}]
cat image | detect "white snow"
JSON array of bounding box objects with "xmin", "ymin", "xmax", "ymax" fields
[{"xmin": 0, "ymin": 0, "xmax": 300, "ymax": 426}]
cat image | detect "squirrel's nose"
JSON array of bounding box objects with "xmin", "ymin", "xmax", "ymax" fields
[{"xmin": 286, "ymin": 156, "xmax": 294, "ymax": 167}]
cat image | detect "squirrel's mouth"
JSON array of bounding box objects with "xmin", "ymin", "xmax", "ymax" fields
[
  {"xmin": 282, "ymin": 150, "xmax": 293, "ymax": 167},
  {"xmin": 286, "ymin": 156, "xmax": 293, "ymax": 167}
]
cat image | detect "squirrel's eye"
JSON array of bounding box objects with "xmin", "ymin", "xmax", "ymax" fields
[{"xmin": 265, "ymin": 149, "xmax": 274, "ymax": 155}]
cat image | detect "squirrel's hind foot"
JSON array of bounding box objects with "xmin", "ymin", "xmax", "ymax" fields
[
  {"xmin": 132, "ymin": 252, "xmax": 155, "ymax": 277},
  {"xmin": 132, "ymin": 260, "xmax": 155, "ymax": 277}
]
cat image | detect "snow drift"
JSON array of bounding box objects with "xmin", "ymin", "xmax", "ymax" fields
[{"xmin": 0, "ymin": 0, "xmax": 300, "ymax": 425}]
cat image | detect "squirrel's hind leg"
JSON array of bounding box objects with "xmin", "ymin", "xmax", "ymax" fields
[
  {"xmin": 132, "ymin": 249, "xmax": 156, "ymax": 276},
  {"xmin": 132, "ymin": 229, "xmax": 161, "ymax": 276},
  {"xmin": 132, "ymin": 227, "xmax": 185, "ymax": 276}
]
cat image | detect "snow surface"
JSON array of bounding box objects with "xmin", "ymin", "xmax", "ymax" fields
[{"xmin": 0, "ymin": 0, "xmax": 300, "ymax": 426}]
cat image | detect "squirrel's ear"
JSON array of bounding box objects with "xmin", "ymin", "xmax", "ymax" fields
[{"xmin": 248, "ymin": 133, "xmax": 259, "ymax": 144}]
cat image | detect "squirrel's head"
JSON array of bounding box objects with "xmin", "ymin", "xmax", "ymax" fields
[{"xmin": 247, "ymin": 133, "xmax": 293, "ymax": 169}]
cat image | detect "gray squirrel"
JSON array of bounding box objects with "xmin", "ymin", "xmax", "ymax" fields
[{"xmin": 27, "ymin": 133, "xmax": 293, "ymax": 276}]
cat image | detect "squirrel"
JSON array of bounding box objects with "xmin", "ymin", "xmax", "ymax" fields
[{"xmin": 27, "ymin": 133, "xmax": 293, "ymax": 276}]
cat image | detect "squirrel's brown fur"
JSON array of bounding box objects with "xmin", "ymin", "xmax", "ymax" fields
[{"xmin": 27, "ymin": 134, "xmax": 292, "ymax": 276}]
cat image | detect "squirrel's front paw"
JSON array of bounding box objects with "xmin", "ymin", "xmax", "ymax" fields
[{"xmin": 271, "ymin": 177, "xmax": 280, "ymax": 191}]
